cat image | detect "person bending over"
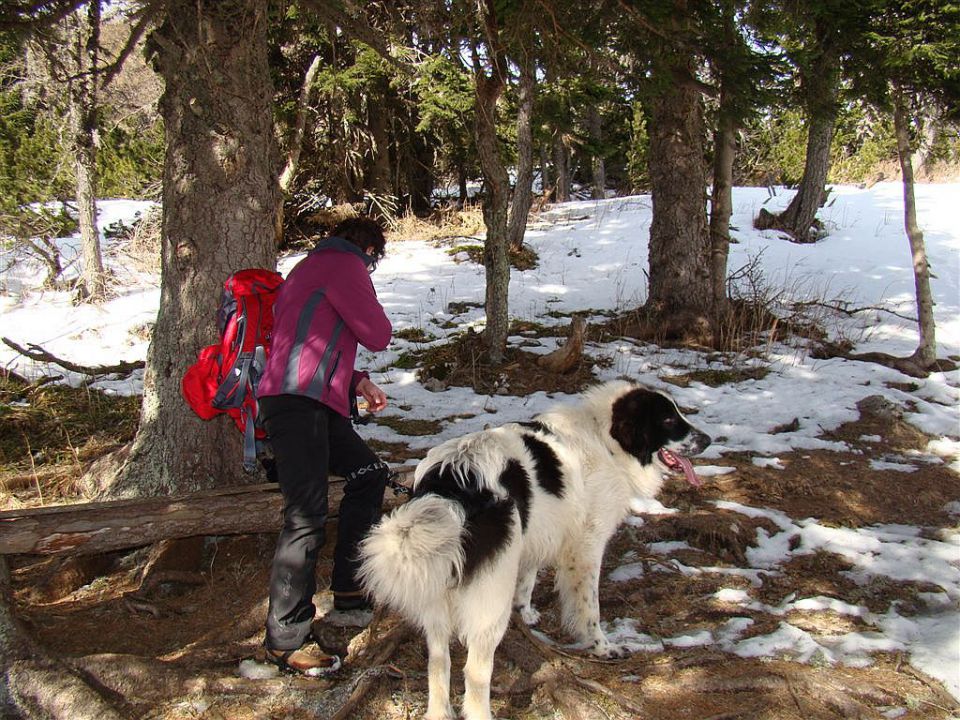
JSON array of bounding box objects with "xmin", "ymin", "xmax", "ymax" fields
[{"xmin": 257, "ymin": 216, "xmax": 392, "ymax": 676}]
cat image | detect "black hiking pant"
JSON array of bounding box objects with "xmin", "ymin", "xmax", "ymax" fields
[{"xmin": 259, "ymin": 394, "xmax": 388, "ymax": 651}]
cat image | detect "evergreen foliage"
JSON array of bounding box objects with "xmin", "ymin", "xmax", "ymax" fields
[{"xmin": 0, "ymin": 2, "xmax": 957, "ymax": 221}]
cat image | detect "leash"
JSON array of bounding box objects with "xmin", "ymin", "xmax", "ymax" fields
[
  {"xmin": 385, "ymin": 468, "xmax": 412, "ymax": 497},
  {"xmin": 350, "ymin": 401, "xmax": 412, "ymax": 497}
]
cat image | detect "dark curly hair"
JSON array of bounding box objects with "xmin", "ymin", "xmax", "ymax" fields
[{"xmin": 331, "ymin": 217, "xmax": 386, "ymax": 265}]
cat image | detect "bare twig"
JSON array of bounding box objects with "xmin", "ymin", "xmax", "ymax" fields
[
  {"xmin": 99, "ymin": 3, "xmax": 159, "ymax": 88},
  {"xmin": 329, "ymin": 613, "xmax": 413, "ymax": 720},
  {"xmin": 792, "ymin": 298, "xmax": 917, "ymax": 322},
  {"xmin": 570, "ymin": 673, "xmax": 646, "ymax": 716},
  {"xmin": 2, "ymin": 337, "xmax": 144, "ymax": 377},
  {"xmin": 510, "ymin": 611, "xmax": 624, "ymax": 665}
]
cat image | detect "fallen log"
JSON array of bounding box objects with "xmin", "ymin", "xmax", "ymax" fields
[{"xmin": 0, "ymin": 469, "xmax": 414, "ymax": 557}]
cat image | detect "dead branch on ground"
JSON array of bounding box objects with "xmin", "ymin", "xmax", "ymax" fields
[{"xmin": 2, "ymin": 337, "xmax": 145, "ymax": 377}]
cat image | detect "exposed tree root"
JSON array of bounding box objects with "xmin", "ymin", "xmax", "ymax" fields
[
  {"xmin": 1, "ymin": 557, "xmax": 126, "ymax": 720},
  {"xmin": 813, "ymin": 342, "xmax": 957, "ymax": 378},
  {"xmin": 330, "ymin": 610, "xmax": 413, "ymax": 720},
  {"xmin": 537, "ymin": 314, "xmax": 586, "ymax": 374}
]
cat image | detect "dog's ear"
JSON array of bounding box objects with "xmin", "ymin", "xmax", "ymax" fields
[{"xmin": 610, "ymin": 391, "xmax": 655, "ymax": 464}]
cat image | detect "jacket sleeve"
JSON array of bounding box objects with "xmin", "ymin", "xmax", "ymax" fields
[{"xmin": 326, "ymin": 256, "xmax": 392, "ymax": 351}]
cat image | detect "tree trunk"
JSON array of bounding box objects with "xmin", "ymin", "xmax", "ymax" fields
[
  {"xmin": 276, "ymin": 53, "xmax": 322, "ymax": 246},
  {"xmin": 647, "ymin": 48, "xmax": 713, "ymax": 331},
  {"xmin": 98, "ymin": 0, "xmax": 279, "ymax": 499},
  {"xmin": 401, "ymin": 100, "xmax": 435, "ymax": 216},
  {"xmin": 457, "ymin": 159, "xmax": 469, "ymax": 206},
  {"xmin": 544, "ymin": 58, "xmax": 569, "ymax": 203},
  {"xmin": 475, "ymin": 68, "xmax": 511, "ymax": 365},
  {"xmin": 539, "ymin": 144, "xmax": 552, "ymax": 200},
  {"xmin": 759, "ymin": 41, "xmax": 838, "ymax": 243},
  {"xmin": 71, "ymin": 1, "xmax": 106, "ymax": 301},
  {"xmin": 587, "ymin": 105, "xmax": 605, "ymax": 200},
  {"xmin": 893, "ymin": 88, "xmax": 937, "ymax": 368},
  {"xmin": 552, "ymin": 132, "xmax": 570, "ymax": 202},
  {"xmin": 773, "ymin": 111, "xmax": 834, "ymax": 242},
  {"xmin": 367, "ymin": 82, "xmax": 394, "ymax": 202},
  {"xmin": 709, "ymin": 105, "xmax": 735, "ymax": 312},
  {"xmin": 472, "ymin": 3, "xmax": 511, "ymax": 365},
  {"xmin": 1, "ymin": 484, "xmax": 284, "ymax": 556},
  {"xmin": 279, "ymin": 54, "xmax": 322, "ymax": 194},
  {"xmin": 537, "ymin": 315, "xmax": 586, "ymax": 374},
  {"xmin": 507, "ymin": 57, "xmax": 535, "ymax": 251}
]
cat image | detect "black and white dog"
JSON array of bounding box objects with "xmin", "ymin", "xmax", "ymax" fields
[{"xmin": 359, "ymin": 381, "xmax": 711, "ymax": 720}]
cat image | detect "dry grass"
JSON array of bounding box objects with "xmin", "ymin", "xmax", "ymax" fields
[
  {"xmin": 387, "ymin": 203, "xmax": 486, "ymax": 243},
  {"xmin": 106, "ymin": 204, "xmax": 161, "ymax": 274},
  {"xmin": 0, "ymin": 373, "xmax": 139, "ymax": 508}
]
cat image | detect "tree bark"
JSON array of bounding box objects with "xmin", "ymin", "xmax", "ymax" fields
[
  {"xmin": 99, "ymin": 0, "xmax": 279, "ymax": 499},
  {"xmin": 507, "ymin": 57, "xmax": 536, "ymax": 251},
  {"xmin": 537, "ymin": 315, "xmax": 586, "ymax": 374},
  {"xmin": 647, "ymin": 35, "xmax": 713, "ymax": 330},
  {"xmin": 893, "ymin": 87, "xmax": 938, "ymax": 368},
  {"xmin": 367, "ymin": 80, "xmax": 394, "ymax": 202},
  {"xmin": 1, "ymin": 471, "xmax": 413, "ymax": 557},
  {"xmin": 771, "ymin": 110, "xmax": 834, "ymax": 242},
  {"xmin": 587, "ymin": 104, "xmax": 605, "ymax": 200},
  {"xmin": 279, "ymin": 54, "xmax": 322, "ymax": 194},
  {"xmin": 758, "ymin": 36, "xmax": 839, "ymax": 243},
  {"xmin": 552, "ymin": 132, "xmax": 570, "ymax": 202},
  {"xmin": 709, "ymin": 6, "xmax": 738, "ymax": 313},
  {"xmin": 543, "ymin": 57, "xmax": 569, "ymax": 203},
  {"xmin": 471, "ymin": 3, "xmax": 513, "ymax": 366},
  {"xmin": 457, "ymin": 159, "xmax": 469, "ymax": 205},
  {"xmin": 709, "ymin": 103, "xmax": 735, "ymax": 311},
  {"xmin": 71, "ymin": 0, "xmax": 106, "ymax": 300},
  {"xmin": 539, "ymin": 144, "xmax": 552, "ymax": 200},
  {"xmin": 1, "ymin": 484, "xmax": 284, "ymax": 556},
  {"xmin": 401, "ymin": 102, "xmax": 435, "ymax": 216},
  {"xmin": 275, "ymin": 53, "xmax": 322, "ymax": 245}
]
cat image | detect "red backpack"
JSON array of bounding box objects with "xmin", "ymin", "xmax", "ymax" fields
[{"xmin": 182, "ymin": 268, "xmax": 285, "ymax": 472}]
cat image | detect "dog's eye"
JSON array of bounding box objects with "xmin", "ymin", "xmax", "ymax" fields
[{"xmin": 663, "ymin": 417, "xmax": 677, "ymax": 429}]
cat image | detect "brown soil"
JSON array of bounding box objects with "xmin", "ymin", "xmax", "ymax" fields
[{"xmin": 6, "ymin": 394, "xmax": 960, "ymax": 719}]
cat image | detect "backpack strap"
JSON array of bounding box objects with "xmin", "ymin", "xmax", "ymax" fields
[
  {"xmin": 213, "ymin": 351, "xmax": 253, "ymax": 409},
  {"xmin": 212, "ymin": 295, "xmax": 264, "ymax": 410},
  {"xmin": 241, "ymin": 403, "xmax": 258, "ymax": 473}
]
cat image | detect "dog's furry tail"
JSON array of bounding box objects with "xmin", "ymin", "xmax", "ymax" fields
[{"xmin": 358, "ymin": 494, "xmax": 465, "ymax": 617}]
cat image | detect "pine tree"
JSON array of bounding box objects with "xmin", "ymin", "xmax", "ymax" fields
[
  {"xmin": 850, "ymin": 0, "xmax": 960, "ymax": 373},
  {"xmin": 752, "ymin": 0, "xmax": 877, "ymax": 243}
]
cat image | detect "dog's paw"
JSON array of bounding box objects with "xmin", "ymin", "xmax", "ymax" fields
[
  {"xmin": 517, "ymin": 605, "xmax": 541, "ymax": 626},
  {"xmin": 588, "ymin": 639, "xmax": 632, "ymax": 659}
]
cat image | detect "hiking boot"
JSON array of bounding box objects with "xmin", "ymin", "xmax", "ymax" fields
[{"xmin": 264, "ymin": 639, "xmax": 341, "ymax": 677}]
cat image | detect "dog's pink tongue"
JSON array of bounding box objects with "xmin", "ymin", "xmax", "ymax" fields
[{"xmin": 677, "ymin": 455, "xmax": 701, "ymax": 487}]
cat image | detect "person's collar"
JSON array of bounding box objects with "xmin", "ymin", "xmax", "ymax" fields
[{"xmin": 311, "ymin": 236, "xmax": 375, "ymax": 267}]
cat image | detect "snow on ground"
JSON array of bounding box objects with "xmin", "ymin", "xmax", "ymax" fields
[{"xmin": 1, "ymin": 183, "xmax": 958, "ymax": 701}]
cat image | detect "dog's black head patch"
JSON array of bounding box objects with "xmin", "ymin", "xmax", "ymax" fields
[{"xmin": 609, "ymin": 387, "xmax": 710, "ymax": 466}]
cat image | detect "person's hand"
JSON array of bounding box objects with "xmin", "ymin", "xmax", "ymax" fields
[{"xmin": 357, "ymin": 377, "xmax": 387, "ymax": 413}]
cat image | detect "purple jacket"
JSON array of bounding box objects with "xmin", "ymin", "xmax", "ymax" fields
[{"xmin": 257, "ymin": 237, "xmax": 392, "ymax": 417}]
